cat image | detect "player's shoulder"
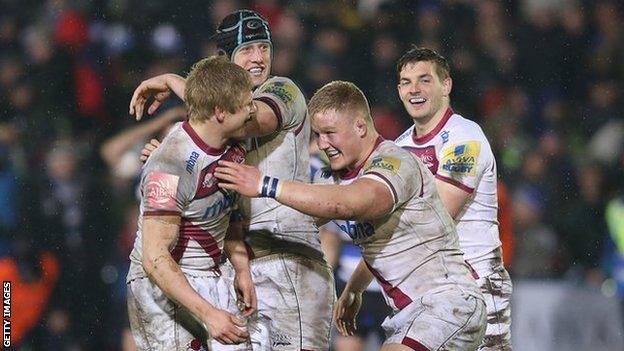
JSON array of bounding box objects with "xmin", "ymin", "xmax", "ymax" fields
[
  {"xmin": 365, "ymin": 140, "xmax": 417, "ymax": 174},
  {"xmin": 374, "ymin": 140, "xmax": 414, "ymax": 160},
  {"xmin": 445, "ymin": 112, "xmax": 488, "ymax": 142},
  {"xmin": 394, "ymin": 125, "xmax": 415, "ymax": 145},
  {"xmin": 257, "ymin": 75, "xmax": 304, "ymax": 97},
  {"xmin": 144, "ymin": 123, "xmax": 195, "ymax": 176}
]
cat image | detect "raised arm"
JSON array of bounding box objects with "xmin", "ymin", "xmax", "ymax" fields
[
  {"xmin": 141, "ymin": 215, "xmax": 249, "ymax": 344},
  {"xmin": 214, "ymin": 161, "xmax": 395, "ymax": 221},
  {"xmin": 101, "ymin": 106, "xmax": 185, "ymax": 169},
  {"xmin": 129, "ymin": 73, "xmax": 280, "ymax": 138},
  {"xmin": 241, "ymin": 99, "xmax": 279, "ymax": 137},
  {"xmin": 129, "ymin": 73, "xmax": 187, "ymax": 120}
]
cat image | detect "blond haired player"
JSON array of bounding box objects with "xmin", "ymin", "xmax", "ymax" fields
[
  {"xmin": 215, "ymin": 81, "xmax": 486, "ymax": 351},
  {"xmin": 126, "ymin": 56, "xmax": 257, "ymax": 350},
  {"xmin": 394, "ymin": 46, "xmax": 513, "ymax": 351},
  {"xmin": 129, "ymin": 10, "xmax": 334, "ymax": 350}
]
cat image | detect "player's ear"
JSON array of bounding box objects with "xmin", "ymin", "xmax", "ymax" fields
[
  {"xmin": 442, "ymin": 77, "xmax": 452, "ymax": 97},
  {"xmin": 355, "ymin": 117, "xmax": 367, "ymax": 137},
  {"xmin": 214, "ymin": 106, "xmax": 226, "ymax": 123}
]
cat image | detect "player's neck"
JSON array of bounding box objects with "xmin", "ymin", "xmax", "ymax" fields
[
  {"xmin": 188, "ymin": 119, "xmax": 228, "ymax": 150},
  {"xmin": 413, "ymin": 102, "xmax": 450, "ymax": 137},
  {"xmin": 352, "ymin": 132, "xmax": 381, "ymax": 170}
]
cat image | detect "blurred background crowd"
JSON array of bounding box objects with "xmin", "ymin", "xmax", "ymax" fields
[{"xmin": 1, "ymin": 0, "xmax": 623, "ymax": 349}]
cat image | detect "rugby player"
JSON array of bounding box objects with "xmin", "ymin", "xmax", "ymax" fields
[
  {"xmin": 214, "ymin": 81, "xmax": 487, "ymax": 351},
  {"xmin": 129, "ymin": 10, "xmax": 334, "ymax": 350},
  {"xmin": 126, "ymin": 56, "xmax": 256, "ymax": 350},
  {"xmin": 394, "ymin": 46, "xmax": 513, "ymax": 350}
]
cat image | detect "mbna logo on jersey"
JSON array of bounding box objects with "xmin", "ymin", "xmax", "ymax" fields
[{"xmin": 441, "ymin": 141, "xmax": 480, "ymax": 176}]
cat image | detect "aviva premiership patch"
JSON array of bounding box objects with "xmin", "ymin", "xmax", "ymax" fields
[
  {"xmin": 260, "ymin": 81, "xmax": 297, "ymax": 108},
  {"xmin": 364, "ymin": 156, "xmax": 401, "ymax": 174},
  {"xmin": 440, "ymin": 141, "xmax": 480, "ymax": 176}
]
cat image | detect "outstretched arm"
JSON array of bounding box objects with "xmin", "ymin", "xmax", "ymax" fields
[
  {"xmin": 214, "ymin": 161, "xmax": 395, "ymax": 221},
  {"xmin": 101, "ymin": 106, "xmax": 185, "ymax": 169}
]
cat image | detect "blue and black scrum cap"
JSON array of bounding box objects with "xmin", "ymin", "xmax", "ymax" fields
[{"xmin": 213, "ymin": 10, "xmax": 272, "ymax": 60}]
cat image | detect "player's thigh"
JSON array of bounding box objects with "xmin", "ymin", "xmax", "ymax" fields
[
  {"xmin": 246, "ymin": 255, "xmax": 305, "ymax": 350},
  {"xmin": 477, "ymin": 268, "xmax": 513, "ymax": 350},
  {"xmin": 127, "ymin": 277, "xmax": 208, "ymax": 351},
  {"xmin": 290, "ymin": 256, "xmax": 335, "ymax": 349},
  {"xmin": 333, "ymin": 335, "xmax": 367, "ymax": 351},
  {"xmin": 383, "ymin": 289, "xmax": 486, "ymax": 351}
]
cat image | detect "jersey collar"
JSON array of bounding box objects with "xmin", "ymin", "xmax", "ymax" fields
[
  {"xmin": 411, "ymin": 107, "xmax": 454, "ymax": 145},
  {"xmin": 182, "ymin": 121, "xmax": 227, "ymax": 156},
  {"xmin": 340, "ymin": 136, "xmax": 384, "ymax": 180}
]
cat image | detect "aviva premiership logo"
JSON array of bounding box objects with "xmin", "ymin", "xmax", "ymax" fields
[
  {"xmin": 364, "ymin": 156, "xmax": 401, "ymax": 174},
  {"xmin": 261, "ymin": 81, "xmax": 296, "ymax": 108},
  {"xmin": 441, "ymin": 141, "xmax": 480, "ymax": 176}
]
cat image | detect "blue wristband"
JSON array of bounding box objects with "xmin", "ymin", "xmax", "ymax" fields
[{"xmin": 259, "ymin": 175, "xmax": 281, "ymax": 198}]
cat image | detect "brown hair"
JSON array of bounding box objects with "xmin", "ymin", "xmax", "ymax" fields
[
  {"xmin": 308, "ymin": 81, "xmax": 371, "ymax": 122},
  {"xmin": 184, "ymin": 56, "xmax": 252, "ymax": 122},
  {"xmin": 396, "ymin": 45, "xmax": 450, "ymax": 80}
]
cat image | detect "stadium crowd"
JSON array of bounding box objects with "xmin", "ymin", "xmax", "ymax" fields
[{"xmin": 0, "ymin": 0, "xmax": 623, "ymax": 349}]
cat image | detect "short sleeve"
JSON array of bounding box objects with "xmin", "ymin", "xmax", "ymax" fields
[
  {"xmin": 435, "ymin": 139, "xmax": 490, "ymax": 193},
  {"xmin": 360, "ymin": 150, "xmax": 421, "ymax": 208},
  {"xmin": 254, "ymin": 77, "xmax": 306, "ymax": 131},
  {"xmin": 141, "ymin": 158, "xmax": 192, "ymax": 217}
]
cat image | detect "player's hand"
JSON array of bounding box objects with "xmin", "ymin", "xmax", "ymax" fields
[
  {"xmin": 214, "ymin": 161, "xmax": 262, "ymax": 197},
  {"xmin": 129, "ymin": 74, "xmax": 174, "ymax": 120},
  {"xmin": 333, "ymin": 291, "xmax": 362, "ymax": 337},
  {"xmin": 234, "ymin": 269, "xmax": 257, "ymax": 317},
  {"xmin": 140, "ymin": 139, "xmax": 161, "ymax": 164},
  {"xmin": 204, "ymin": 309, "xmax": 249, "ymax": 345}
]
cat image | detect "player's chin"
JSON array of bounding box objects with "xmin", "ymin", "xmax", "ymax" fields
[
  {"xmin": 328, "ymin": 158, "xmax": 346, "ymax": 171},
  {"xmin": 251, "ymin": 74, "xmax": 268, "ymax": 87}
]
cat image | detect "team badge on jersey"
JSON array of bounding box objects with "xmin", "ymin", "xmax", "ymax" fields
[
  {"xmin": 364, "ymin": 156, "xmax": 401, "ymax": 174},
  {"xmin": 145, "ymin": 172, "xmax": 179, "ymax": 211},
  {"xmin": 194, "ymin": 145, "xmax": 246, "ymax": 199},
  {"xmin": 440, "ymin": 141, "xmax": 480, "ymax": 176},
  {"xmin": 260, "ymin": 81, "xmax": 297, "ymax": 108},
  {"xmin": 403, "ymin": 146, "xmax": 438, "ymax": 174}
]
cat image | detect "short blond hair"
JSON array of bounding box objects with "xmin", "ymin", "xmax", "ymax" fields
[
  {"xmin": 184, "ymin": 56, "xmax": 252, "ymax": 122},
  {"xmin": 308, "ymin": 81, "xmax": 371, "ymax": 123}
]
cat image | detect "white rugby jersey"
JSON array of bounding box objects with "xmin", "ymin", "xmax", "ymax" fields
[
  {"xmin": 395, "ymin": 108, "xmax": 501, "ymax": 262},
  {"xmin": 127, "ymin": 121, "xmax": 246, "ymax": 281},
  {"xmin": 315, "ymin": 138, "xmax": 480, "ymax": 311},
  {"xmin": 243, "ymin": 76, "xmax": 320, "ymax": 256}
]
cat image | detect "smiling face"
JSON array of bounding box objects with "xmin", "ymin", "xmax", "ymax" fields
[
  {"xmin": 232, "ymin": 42, "xmax": 272, "ymax": 87},
  {"xmin": 225, "ymin": 90, "xmax": 256, "ymax": 140},
  {"xmin": 397, "ymin": 60, "xmax": 451, "ymax": 123},
  {"xmin": 312, "ymin": 108, "xmax": 366, "ymax": 171}
]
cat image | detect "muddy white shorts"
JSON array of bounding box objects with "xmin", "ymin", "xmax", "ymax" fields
[
  {"xmin": 470, "ymin": 252, "xmax": 513, "ymax": 351},
  {"xmin": 382, "ymin": 287, "xmax": 486, "ymax": 350},
  {"xmin": 221, "ymin": 253, "xmax": 335, "ymax": 350},
  {"xmin": 127, "ymin": 274, "xmax": 248, "ymax": 351}
]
